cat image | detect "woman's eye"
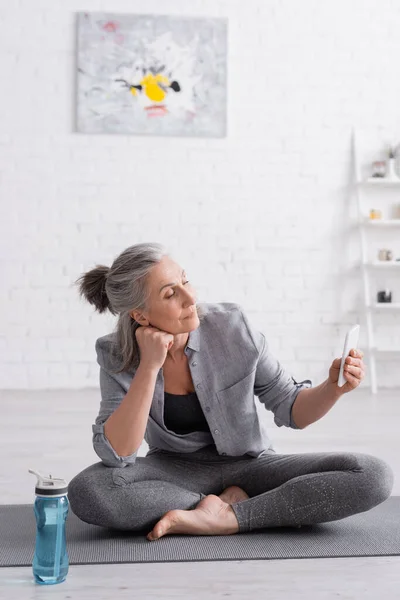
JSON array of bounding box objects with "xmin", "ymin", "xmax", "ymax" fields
[{"xmin": 166, "ymin": 280, "xmax": 190, "ymax": 299}]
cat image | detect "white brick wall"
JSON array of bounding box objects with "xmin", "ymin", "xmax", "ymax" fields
[{"xmin": 1, "ymin": 0, "xmax": 400, "ymax": 390}]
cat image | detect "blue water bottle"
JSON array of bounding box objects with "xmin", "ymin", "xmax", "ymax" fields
[{"xmin": 28, "ymin": 469, "xmax": 69, "ymax": 585}]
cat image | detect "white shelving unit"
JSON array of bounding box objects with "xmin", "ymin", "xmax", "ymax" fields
[{"xmin": 352, "ymin": 128, "xmax": 400, "ymax": 394}]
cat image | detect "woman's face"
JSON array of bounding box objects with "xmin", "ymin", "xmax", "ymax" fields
[{"xmin": 131, "ymin": 255, "xmax": 199, "ymax": 333}]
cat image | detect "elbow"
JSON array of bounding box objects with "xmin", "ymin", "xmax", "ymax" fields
[
  {"xmin": 92, "ymin": 423, "xmax": 138, "ymax": 468},
  {"xmin": 93, "ymin": 440, "xmax": 138, "ymax": 468},
  {"xmin": 290, "ymin": 406, "xmax": 303, "ymax": 430},
  {"xmin": 291, "ymin": 408, "xmax": 305, "ymax": 430}
]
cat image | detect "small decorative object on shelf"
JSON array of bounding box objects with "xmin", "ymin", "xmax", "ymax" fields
[
  {"xmin": 392, "ymin": 204, "xmax": 400, "ymax": 219},
  {"xmin": 377, "ymin": 289, "xmax": 392, "ymax": 303},
  {"xmin": 369, "ymin": 208, "xmax": 382, "ymax": 219},
  {"xmin": 378, "ymin": 249, "xmax": 394, "ymax": 261},
  {"xmin": 371, "ymin": 160, "xmax": 386, "ymax": 178},
  {"xmin": 385, "ymin": 144, "xmax": 400, "ymax": 181}
]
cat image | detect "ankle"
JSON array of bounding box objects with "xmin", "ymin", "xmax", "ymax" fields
[{"xmin": 224, "ymin": 505, "xmax": 240, "ymax": 533}]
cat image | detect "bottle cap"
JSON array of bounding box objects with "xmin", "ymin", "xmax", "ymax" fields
[{"xmin": 28, "ymin": 469, "xmax": 68, "ymax": 497}]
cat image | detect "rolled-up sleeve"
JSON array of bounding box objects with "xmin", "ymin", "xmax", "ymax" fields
[
  {"xmin": 92, "ymin": 340, "xmax": 138, "ymax": 468},
  {"xmin": 241, "ymin": 310, "xmax": 312, "ymax": 429}
]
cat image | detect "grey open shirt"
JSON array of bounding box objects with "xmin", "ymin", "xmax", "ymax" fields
[{"xmin": 92, "ymin": 302, "xmax": 312, "ymax": 467}]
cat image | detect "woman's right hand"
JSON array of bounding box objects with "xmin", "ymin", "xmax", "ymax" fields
[{"xmin": 135, "ymin": 325, "xmax": 174, "ymax": 370}]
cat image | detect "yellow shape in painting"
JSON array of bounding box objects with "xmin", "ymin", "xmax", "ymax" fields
[
  {"xmin": 130, "ymin": 88, "xmax": 138, "ymax": 97},
  {"xmin": 140, "ymin": 74, "xmax": 170, "ymax": 102}
]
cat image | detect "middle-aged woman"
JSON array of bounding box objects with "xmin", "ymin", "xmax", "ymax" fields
[{"xmin": 68, "ymin": 242, "xmax": 394, "ymax": 541}]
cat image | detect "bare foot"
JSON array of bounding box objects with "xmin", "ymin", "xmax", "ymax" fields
[
  {"xmin": 146, "ymin": 494, "xmax": 239, "ymax": 541},
  {"xmin": 218, "ymin": 485, "xmax": 249, "ymax": 504}
]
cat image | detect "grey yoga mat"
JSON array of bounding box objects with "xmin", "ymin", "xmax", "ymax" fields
[{"xmin": 1, "ymin": 498, "xmax": 399, "ymax": 567}]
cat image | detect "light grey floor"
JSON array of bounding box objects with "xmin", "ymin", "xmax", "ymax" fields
[{"xmin": 1, "ymin": 387, "xmax": 399, "ymax": 599}]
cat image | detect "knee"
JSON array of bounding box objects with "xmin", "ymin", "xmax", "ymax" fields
[
  {"xmin": 68, "ymin": 462, "xmax": 116, "ymax": 528},
  {"xmin": 68, "ymin": 470, "xmax": 89, "ymax": 514},
  {"xmin": 68, "ymin": 466, "xmax": 95, "ymax": 518},
  {"xmin": 372, "ymin": 456, "xmax": 394, "ymax": 502},
  {"xmin": 354, "ymin": 453, "xmax": 394, "ymax": 506}
]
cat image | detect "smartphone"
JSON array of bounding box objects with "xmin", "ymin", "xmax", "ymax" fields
[{"xmin": 338, "ymin": 324, "xmax": 360, "ymax": 387}]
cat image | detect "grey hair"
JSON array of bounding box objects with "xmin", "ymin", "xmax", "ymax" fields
[{"xmin": 74, "ymin": 242, "xmax": 205, "ymax": 374}]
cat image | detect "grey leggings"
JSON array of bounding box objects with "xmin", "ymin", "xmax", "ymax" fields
[{"xmin": 68, "ymin": 444, "xmax": 394, "ymax": 534}]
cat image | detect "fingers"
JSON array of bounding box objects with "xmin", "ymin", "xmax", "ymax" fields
[
  {"xmin": 350, "ymin": 348, "xmax": 364, "ymax": 359},
  {"xmin": 343, "ymin": 370, "xmax": 361, "ymax": 387},
  {"xmin": 346, "ymin": 348, "xmax": 364, "ymax": 367},
  {"xmin": 345, "ymin": 356, "xmax": 364, "ymax": 367},
  {"xmin": 343, "ymin": 344, "xmax": 366, "ymax": 386},
  {"xmin": 343, "ymin": 364, "xmax": 364, "ymax": 378}
]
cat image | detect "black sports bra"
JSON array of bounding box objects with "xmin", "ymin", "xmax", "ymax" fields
[{"xmin": 163, "ymin": 391, "xmax": 211, "ymax": 435}]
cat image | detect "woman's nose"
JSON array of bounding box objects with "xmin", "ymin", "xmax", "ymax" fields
[{"xmin": 183, "ymin": 287, "xmax": 196, "ymax": 304}]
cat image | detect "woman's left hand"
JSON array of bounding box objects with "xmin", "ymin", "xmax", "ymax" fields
[{"xmin": 328, "ymin": 348, "xmax": 365, "ymax": 394}]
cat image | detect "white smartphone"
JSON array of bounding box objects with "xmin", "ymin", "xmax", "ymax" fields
[{"xmin": 338, "ymin": 324, "xmax": 360, "ymax": 387}]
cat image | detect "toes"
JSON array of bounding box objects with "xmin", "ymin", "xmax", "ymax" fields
[
  {"xmin": 147, "ymin": 511, "xmax": 179, "ymax": 541},
  {"xmin": 149, "ymin": 521, "xmax": 166, "ymax": 540},
  {"xmin": 147, "ymin": 527, "xmax": 163, "ymax": 541},
  {"xmin": 147, "ymin": 521, "xmax": 165, "ymax": 541}
]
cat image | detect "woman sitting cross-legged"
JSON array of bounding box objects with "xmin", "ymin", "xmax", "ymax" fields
[{"xmin": 69, "ymin": 242, "xmax": 394, "ymax": 541}]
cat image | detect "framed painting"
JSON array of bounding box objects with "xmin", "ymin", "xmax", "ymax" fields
[{"xmin": 76, "ymin": 12, "xmax": 228, "ymax": 137}]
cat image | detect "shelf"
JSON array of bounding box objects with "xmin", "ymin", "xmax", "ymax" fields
[
  {"xmin": 353, "ymin": 128, "xmax": 400, "ymax": 393},
  {"xmin": 363, "ymin": 218, "xmax": 400, "ymax": 226},
  {"xmin": 357, "ymin": 178, "xmax": 400, "ymax": 186},
  {"xmin": 370, "ymin": 347, "xmax": 400, "ymax": 353},
  {"xmin": 368, "ymin": 303, "xmax": 400, "ymax": 310},
  {"xmin": 364, "ymin": 261, "xmax": 400, "ymax": 267}
]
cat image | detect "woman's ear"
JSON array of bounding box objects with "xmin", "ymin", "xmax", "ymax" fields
[{"xmin": 130, "ymin": 310, "xmax": 149, "ymax": 326}]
